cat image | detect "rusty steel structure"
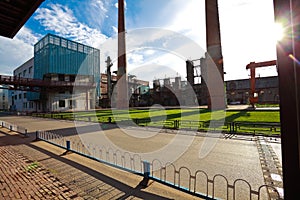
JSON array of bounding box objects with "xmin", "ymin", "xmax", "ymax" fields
[
  {"xmin": 116, "ymin": 0, "xmax": 128, "ymax": 109},
  {"xmin": 246, "ymin": 60, "xmax": 277, "ymax": 107},
  {"xmin": 0, "ymin": 75, "xmax": 95, "ymax": 92}
]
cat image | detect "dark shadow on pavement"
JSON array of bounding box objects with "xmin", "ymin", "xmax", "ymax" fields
[{"xmin": 24, "ymin": 142, "xmax": 173, "ymax": 200}]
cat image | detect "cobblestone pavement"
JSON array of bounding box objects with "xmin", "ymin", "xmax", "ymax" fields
[{"xmin": 0, "ymin": 145, "xmax": 82, "ymax": 200}]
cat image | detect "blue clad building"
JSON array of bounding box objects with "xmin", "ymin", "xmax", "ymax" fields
[{"xmin": 19, "ymin": 33, "xmax": 101, "ymax": 112}]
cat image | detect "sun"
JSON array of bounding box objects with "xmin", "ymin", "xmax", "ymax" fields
[{"xmin": 272, "ymin": 22, "xmax": 284, "ymax": 41}]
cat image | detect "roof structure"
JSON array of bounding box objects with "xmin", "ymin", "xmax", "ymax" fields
[{"xmin": 0, "ymin": 0, "xmax": 44, "ymax": 38}]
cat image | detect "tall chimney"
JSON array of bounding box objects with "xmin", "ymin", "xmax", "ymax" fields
[
  {"xmin": 116, "ymin": 0, "xmax": 128, "ymax": 109},
  {"xmin": 205, "ymin": 0, "xmax": 225, "ymax": 110}
]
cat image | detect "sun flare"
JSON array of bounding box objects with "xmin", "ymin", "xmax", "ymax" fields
[{"xmin": 273, "ymin": 23, "xmax": 284, "ymax": 41}]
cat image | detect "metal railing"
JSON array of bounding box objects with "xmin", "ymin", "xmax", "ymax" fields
[
  {"xmin": 150, "ymin": 160, "xmax": 282, "ymax": 199},
  {"xmin": 0, "ymin": 120, "xmax": 28, "ymax": 135},
  {"xmin": 31, "ymin": 113, "xmax": 281, "ymax": 137},
  {"xmin": 35, "ymin": 130, "xmax": 282, "ymax": 200}
]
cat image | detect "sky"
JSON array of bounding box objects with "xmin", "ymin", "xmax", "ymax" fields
[{"xmin": 0, "ymin": 0, "xmax": 279, "ymax": 83}]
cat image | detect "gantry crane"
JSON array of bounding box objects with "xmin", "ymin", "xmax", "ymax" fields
[{"xmin": 246, "ymin": 60, "xmax": 277, "ymax": 107}]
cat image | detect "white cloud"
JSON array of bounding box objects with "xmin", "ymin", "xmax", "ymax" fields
[
  {"xmin": 92, "ymin": 0, "xmax": 108, "ymax": 13},
  {"xmin": 128, "ymin": 52, "xmax": 144, "ymax": 65},
  {"xmin": 16, "ymin": 26, "xmax": 41, "ymax": 46},
  {"xmin": 0, "ymin": 27, "xmax": 40, "ymax": 75},
  {"xmin": 144, "ymin": 49, "xmax": 155, "ymax": 56},
  {"xmin": 112, "ymin": 26, "xmax": 118, "ymax": 34},
  {"xmin": 34, "ymin": 3, "xmax": 107, "ymax": 48},
  {"xmin": 166, "ymin": 0, "xmax": 205, "ymax": 48},
  {"xmin": 83, "ymin": 0, "xmax": 110, "ymax": 29}
]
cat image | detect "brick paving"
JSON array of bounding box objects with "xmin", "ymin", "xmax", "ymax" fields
[
  {"xmin": 0, "ymin": 145, "xmax": 83, "ymax": 200},
  {"xmin": 0, "ymin": 125, "xmax": 203, "ymax": 200}
]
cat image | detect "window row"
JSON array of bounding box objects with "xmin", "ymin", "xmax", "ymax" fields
[
  {"xmin": 23, "ymin": 102, "xmax": 34, "ymax": 109},
  {"xmin": 58, "ymin": 100, "xmax": 76, "ymax": 109},
  {"xmin": 35, "ymin": 35, "xmax": 95, "ymax": 54},
  {"xmin": 16, "ymin": 66, "xmax": 33, "ymax": 78},
  {"xmin": 13, "ymin": 93, "xmax": 26, "ymax": 100}
]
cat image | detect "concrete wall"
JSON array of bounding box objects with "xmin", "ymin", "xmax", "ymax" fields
[{"xmin": 10, "ymin": 58, "xmax": 42, "ymax": 113}]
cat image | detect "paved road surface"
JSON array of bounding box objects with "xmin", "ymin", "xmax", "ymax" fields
[{"xmin": 0, "ymin": 114, "xmax": 283, "ymax": 199}]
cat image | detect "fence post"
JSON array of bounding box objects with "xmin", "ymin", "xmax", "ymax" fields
[
  {"xmin": 66, "ymin": 141, "xmax": 71, "ymax": 151},
  {"xmin": 143, "ymin": 161, "xmax": 150, "ymax": 178},
  {"xmin": 25, "ymin": 129, "xmax": 28, "ymax": 137},
  {"xmin": 233, "ymin": 122, "xmax": 236, "ymax": 133},
  {"xmin": 108, "ymin": 117, "xmax": 112, "ymax": 123},
  {"xmin": 35, "ymin": 130, "xmax": 39, "ymax": 141},
  {"xmin": 9, "ymin": 125, "xmax": 12, "ymax": 131},
  {"xmin": 230, "ymin": 122, "xmax": 234, "ymax": 133}
]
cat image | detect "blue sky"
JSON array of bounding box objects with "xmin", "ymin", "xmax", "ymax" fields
[{"xmin": 0, "ymin": 0, "xmax": 278, "ymax": 82}]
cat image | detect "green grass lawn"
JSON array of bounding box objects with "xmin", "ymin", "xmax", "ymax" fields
[
  {"xmin": 33, "ymin": 108, "xmax": 280, "ymax": 135},
  {"xmin": 56, "ymin": 108, "xmax": 280, "ymax": 123},
  {"xmin": 109, "ymin": 109, "xmax": 279, "ymax": 123}
]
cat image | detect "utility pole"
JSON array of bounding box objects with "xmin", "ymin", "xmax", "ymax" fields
[{"xmin": 116, "ymin": 0, "xmax": 128, "ymax": 109}]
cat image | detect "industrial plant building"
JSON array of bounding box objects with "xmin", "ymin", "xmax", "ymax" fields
[
  {"xmin": 148, "ymin": 75, "xmax": 279, "ymax": 107},
  {"xmin": 8, "ymin": 34, "xmax": 100, "ymax": 113},
  {"xmin": 100, "ymin": 73, "xmax": 149, "ymax": 108}
]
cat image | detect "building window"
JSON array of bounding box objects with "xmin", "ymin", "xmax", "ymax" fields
[
  {"xmin": 53, "ymin": 36, "xmax": 60, "ymax": 45},
  {"xmin": 19, "ymin": 94, "xmax": 22, "ymax": 99},
  {"xmin": 58, "ymin": 74, "xmax": 64, "ymax": 81},
  {"xmin": 23, "ymin": 93, "xmax": 27, "ymax": 99},
  {"xmin": 70, "ymin": 75, "xmax": 75, "ymax": 82},
  {"xmin": 44, "ymin": 36, "xmax": 49, "ymax": 46},
  {"xmin": 14, "ymin": 95, "xmax": 17, "ymax": 100},
  {"xmin": 29, "ymin": 66, "xmax": 33, "ymax": 74},
  {"xmin": 23, "ymin": 70, "xmax": 26, "ymax": 76},
  {"xmin": 69, "ymin": 100, "xmax": 76, "ymax": 109},
  {"xmin": 49, "ymin": 35, "xmax": 54, "ymax": 44},
  {"xmin": 18, "ymin": 73, "xmax": 21, "ymax": 78},
  {"xmin": 78, "ymin": 44, "xmax": 83, "ymax": 52},
  {"xmin": 61, "ymin": 39, "xmax": 67, "ymax": 47},
  {"xmin": 59, "ymin": 100, "xmax": 65, "ymax": 108}
]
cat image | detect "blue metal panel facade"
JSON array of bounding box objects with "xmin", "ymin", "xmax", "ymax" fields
[{"xmin": 28, "ymin": 34, "xmax": 100, "ymax": 100}]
